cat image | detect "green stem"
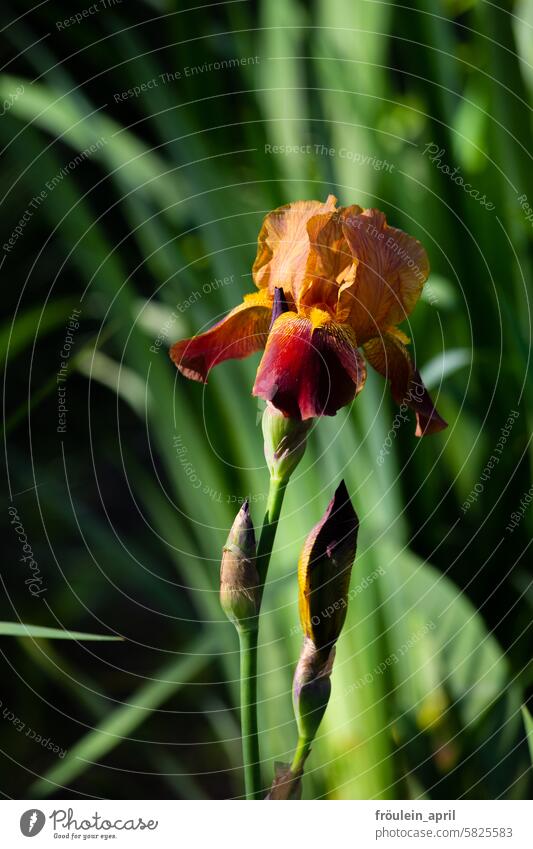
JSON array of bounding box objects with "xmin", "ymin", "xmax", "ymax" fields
[
  {"xmin": 238, "ymin": 627, "xmax": 261, "ymax": 800},
  {"xmin": 256, "ymin": 476, "xmax": 288, "ymax": 587},
  {"xmin": 238, "ymin": 475, "xmax": 288, "ymax": 800},
  {"xmin": 290, "ymin": 735, "xmax": 312, "ymax": 776}
]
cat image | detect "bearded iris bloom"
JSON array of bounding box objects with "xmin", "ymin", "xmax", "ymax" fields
[{"xmin": 170, "ymin": 195, "xmax": 447, "ymax": 435}]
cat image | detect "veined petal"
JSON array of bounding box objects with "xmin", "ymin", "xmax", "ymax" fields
[
  {"xmin": 298, "ymin": 480, "xmax": 359, "ymax": 653},
  {"xmin": 169, "ymin": 290, "xmax": 272, "ymax": 382},
  {"xmin": 338, "ymin": 208, "xmax": 430, "ymax": 343},
  {"xmin": 252, "ymin": 195, "xmax": 338, "ymax": 301},
  {"xmin": 252, "ymin": 310, "xmax": 366, "ymax": 420},
  {"xmin": 298, "ymin": 207, "xmax": 359, "ymax": 311},
  {"xmin": 363, "ymin": 331, "xmax": 448, "ymax": 436}
]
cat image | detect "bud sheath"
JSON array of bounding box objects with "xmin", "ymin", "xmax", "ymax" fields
[
  {"xmin": 293, "ymin": 637, "xmax": 334, "ymax": 743},
  {"xmin": 262, "ymin": 402, "xmax": 312, "ymax": 482}
]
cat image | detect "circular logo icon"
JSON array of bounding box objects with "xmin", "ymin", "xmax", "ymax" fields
[{"xmin": 20, "ymin": 809, "xmax": 46, "ymax": 837}]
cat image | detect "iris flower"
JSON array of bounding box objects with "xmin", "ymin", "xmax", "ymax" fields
[{"xmin": 170, "ymin": 195, "xmax": 447, "ymax": 435}]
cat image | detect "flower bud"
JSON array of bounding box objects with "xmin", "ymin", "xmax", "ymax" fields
[
  {"xmin": 262, "ymin": 402, "xmax": 312, "ymax": 482},
  {"xmin": 293, "ymin": 481, "xmax": 358, "ymax": 742},
  {"xmin": 220, "ymin": 500, "xmax": 259, "ymax": 631},
  {"xmin": 298, "ymin": 479, "xmax": 358, "ymax": 653}
]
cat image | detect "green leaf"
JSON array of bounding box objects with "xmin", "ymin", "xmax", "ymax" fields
[
  {"xmin": 0, "ymin": 75, "xmax": 187, "ymax": 223},
  {"xmin": 420, "ymin": 274, "xmax": 458, "ymax": 310},
  {"xmin": 420, "ymin": 348, "xmax": 470, "ymax": 389},
  {"xmin": 381, "ymin": 547, "xmax": 525, "ymax": 797},
  {"xmin": 76, "ymin": 348, "xmax": 152, "ymax": 417},
  {"xmin": 0, "ymin": 622, "xmax": 123, "ymax": 641},
  {"xmin": 521, "ymin": 705, "xmax": 533, "ymax": 766},
  {"xmin": 30, "ymin": 631, "xmax": 215, "ymax": 797},
  {"xmin": 0, "ymin": 298, "xmax": 75, "ymax": 367}
]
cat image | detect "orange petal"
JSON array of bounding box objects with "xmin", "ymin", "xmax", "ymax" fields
[
  {"xmin": 338, "ymin": 209, "xmax": 430, "ymax": 343},
  {"xmin": 253, "ymin": 310, "xmax": 366, "ymax": 420},
  {"xmin": 169, "ymin": 291, "xmax": 272, "ymax": 382},
  {"xmin": 363, "ymin": 332, "xmax": 448, "ymax": 436},
  {"xmin": 252, "ymin": 196, "xmax": 338, "ymax": 302},
  {"xmin": 298, "ymin": 206, "xmax": 361, "ymax": 312}
]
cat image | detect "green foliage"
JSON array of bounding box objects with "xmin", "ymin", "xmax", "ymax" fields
[{"xmin": 0, "ymin": 623, "xmax": 122, "ymax": 640}]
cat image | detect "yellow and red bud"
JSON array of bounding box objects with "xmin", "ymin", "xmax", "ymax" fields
[
  {"xmin": 293, "ymin": 481, "xmax": 358, "ymax": 744},
  {"xmin": 298, "ymin": 480, "xmax": 358, "ymax": 653}
]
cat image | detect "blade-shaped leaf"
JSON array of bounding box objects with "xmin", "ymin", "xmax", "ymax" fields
[{"xmin": 0, "ymin": 622, "xmax": 122, "ymax": 641}]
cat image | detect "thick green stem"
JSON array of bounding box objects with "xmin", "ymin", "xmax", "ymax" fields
[
  {"xmin": 237, "ymin": 475, "xmax": 288, "ymax": 799},
  {"xmin": 238, "ymin": 627, "xmax": 261, "ymax": 800},
  {"xmin": 256, "ymin": 476, "xmax": 287, "ymax": 587}
]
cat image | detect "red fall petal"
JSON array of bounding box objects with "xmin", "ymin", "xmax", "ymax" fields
[
  {"xmin": 169, "ymin": 291, "xmax": 272, "ymax": 382},
  {"xmin": 363, "ymin": 332, "xmax": 447, "ymax": 436},
  {"xmin": 253, "ymin": 312, "xmax": 366, "ymax": 420}
]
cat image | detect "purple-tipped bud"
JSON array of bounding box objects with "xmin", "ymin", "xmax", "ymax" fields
[
  {"xmin": 293, "ymin": 481, "xmax": 359, "ymax": 742},
  {"xmin": 298, "ymin": 480, "xmax": 358, "ymax": 654},
  {"xmin": 220, "ymin": 500, "xmax": 259, "ymax": 631}
]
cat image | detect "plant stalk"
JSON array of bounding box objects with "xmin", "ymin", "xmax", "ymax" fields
[
  {"xmin": 238, "ymin": 474, "xmax": 288, "ymax": 799},
  {"xmin": 238, "ymin": 626, "xmax": 261, "ymax": 800},
  {"xmin": 290, "ymin": 735, "xmax": 312, "ymax": 776},
  {"xmin": 256, "ymin": 476, "xmax": 287, "ymax": 586}
]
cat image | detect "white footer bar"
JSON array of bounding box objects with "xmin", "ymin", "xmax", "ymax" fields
[{"xmin": 1, "ymin": 799, "xmax": 530, "ymax": 847}]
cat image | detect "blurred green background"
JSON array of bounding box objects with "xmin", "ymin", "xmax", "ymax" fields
[{"xmin": 1, "ymin": 0, "xmax": 532, "ymax": 800}]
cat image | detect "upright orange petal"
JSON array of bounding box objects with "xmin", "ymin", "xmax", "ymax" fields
[
  {"xmin": 298, "ymin": 206, "xmax": 360, "ymax": 312},
  {"xmin": 252, "ymin": 195, "xmax": 338, "ymax": 302},
  {"xmin": 338, "ymin": 208, "xmax": 429, "ymax": 343},
  {"xmin": 169, "ymin": 290, "xmax": 272, "ymax": 382},
  {"xmin": 363, "ymin": 331, "xmax": 447, "ymax": 436}
]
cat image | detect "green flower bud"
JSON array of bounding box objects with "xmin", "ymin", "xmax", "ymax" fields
[
  {"xmin": 262, "ymin": 402, "xmax": 312, "ymax": 482},
  {"xmin": 220, "ymin": 500, "xmax": 259, "ymax": 631}
]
